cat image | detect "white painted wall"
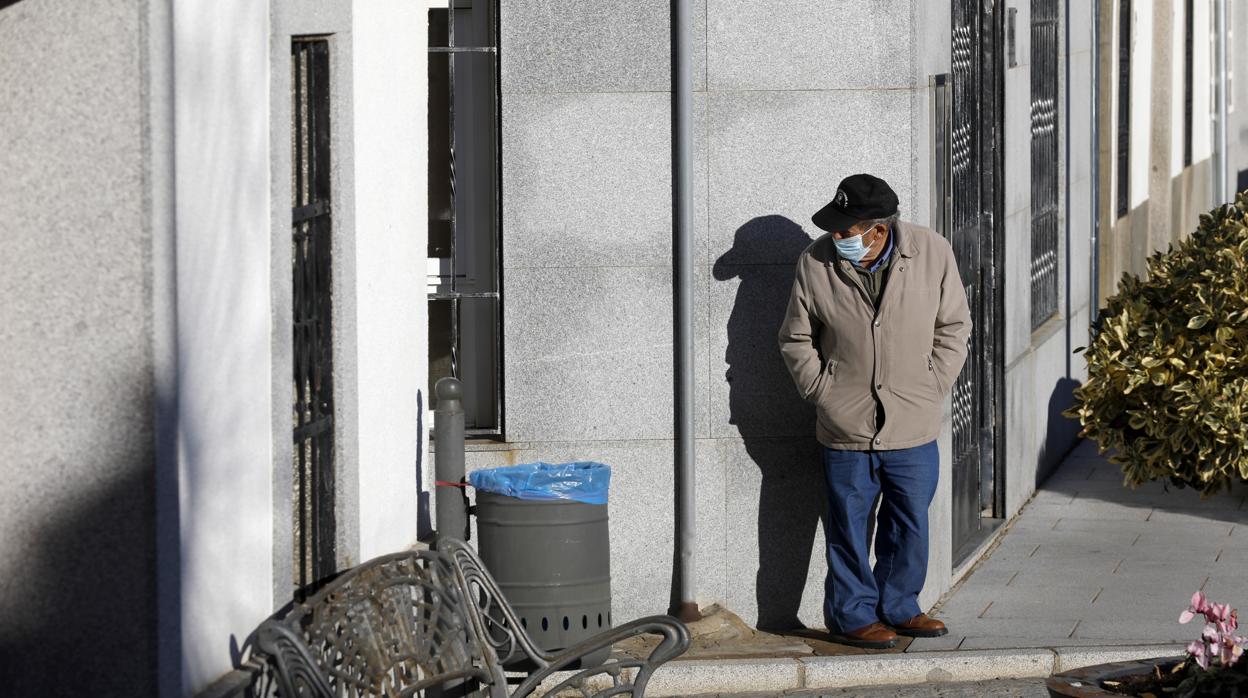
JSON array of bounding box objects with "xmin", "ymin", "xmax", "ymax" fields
[
  {"xmin": 1194, "ymin": 0, "xmax": 1213, "ymax": 161},
  {"xmin": 351, "ymin": 0, "xmax": 427, "ymax": 562},
  {"xmin": 172, "ymin": 0, "xmax": 273, "ymax": 693},
  {"xmin": 1172, "ymin": 0, "xmax": 1186, "ymax": 176},
  {"xmin": 1130, "ymin": 0, "xmax": 1154, "ymax": 209}
]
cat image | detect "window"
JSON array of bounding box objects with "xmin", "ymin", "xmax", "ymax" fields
[
  {"xmin": 1117, "ymin": 0, "xmax": 1132, "ymax": 218},
  {"xmin": 291, "ymin": 38, "xmax": 336, "ymax": 589},
  {"xmin": 1184, "ymin": 0, "xmax": 1194, "ymax": 167},
  {"xmin": 427, "ymin": 0, "xmax": 502, "ymax": 435},
  {"xmin": 1030, "ymin": 0, "xmax": 1060, "ymax": 329}
]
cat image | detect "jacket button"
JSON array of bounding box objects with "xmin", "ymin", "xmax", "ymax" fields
[
  {"xmin": 874, "ymin": 438, "xmax": 881, "ymax": 445},
  {"xmin": 876, "ymin": 384, "xmax": 882, "ymax": 389},
  {"xmin": 873, "ymin": 320, "xmax": 880, "ymax": 327}
]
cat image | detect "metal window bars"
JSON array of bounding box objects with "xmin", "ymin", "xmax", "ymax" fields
[
  {"xmin": 1031, "ymin": 0, "xmax": 1060, "ymax": 330},
  {"xmin": 1116, "ymin": 0, "xmax": 1132, "ymax": 218},
  {"xmin": 292, "ymin": 38, "xmax": 337, "ymax": 590},
  {"xmin": 1184, "ymin": 0, "xmax": 1194, "ymax": 168},
  {"xmin": 427, "ymin": 0, "xmax": 502, "ymax": 434}
]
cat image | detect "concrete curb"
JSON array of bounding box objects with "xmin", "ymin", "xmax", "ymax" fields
[{"xmin": 638, "ymin": 643, "xmax": 1186, "ymax": 696}]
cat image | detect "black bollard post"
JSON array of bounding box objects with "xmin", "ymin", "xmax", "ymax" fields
[{"xmin": 434, "ymin": 377, "xmax": 469, "ymax": 546}]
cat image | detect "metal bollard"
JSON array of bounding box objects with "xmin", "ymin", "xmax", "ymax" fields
[{"xmin": 434, "ymin": 377, "xmax": 469, "ymax": 546}]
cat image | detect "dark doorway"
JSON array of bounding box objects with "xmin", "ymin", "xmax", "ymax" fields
[{"xmin": 949, "ymin": 0, "xmax": 1006, "ymax": 565}]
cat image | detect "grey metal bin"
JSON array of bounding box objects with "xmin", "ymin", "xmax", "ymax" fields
[{"xmin": 474, "ymin": 491, "xmax": 612, "ymax": 654}]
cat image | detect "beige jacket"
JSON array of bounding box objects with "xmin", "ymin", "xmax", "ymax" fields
[{"xmin": 778, "ymin": 220, "xmax": 972, "ymax": 450}]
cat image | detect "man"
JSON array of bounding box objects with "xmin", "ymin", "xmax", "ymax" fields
[{"xmin": 778, "ymin": 173, "xmax": 971, "ymax": 649}]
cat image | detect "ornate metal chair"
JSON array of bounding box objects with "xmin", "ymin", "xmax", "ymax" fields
[{"xmin": 253, "ymin": 538, "xmax": 689, "ymax": 697}]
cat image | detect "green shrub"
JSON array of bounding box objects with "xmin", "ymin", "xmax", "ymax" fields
[{"xmin": 1064, "ymin": 192, "xmax": 1248, "ymax": 495}]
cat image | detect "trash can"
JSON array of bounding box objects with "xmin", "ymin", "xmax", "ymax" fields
[{"xmin": 469, "ymin": 462, "xmax": 612, "ymax": 655}]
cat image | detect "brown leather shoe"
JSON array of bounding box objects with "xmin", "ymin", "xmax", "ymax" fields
[
  {"xmin": 829, "ymin": 622, "xmax": 900, "ymax": 649},
  {"xmin": 888, "ymin": 613, "xmax": 948, "ymax": 637}
]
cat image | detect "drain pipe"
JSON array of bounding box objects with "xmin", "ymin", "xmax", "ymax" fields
[
  {"xmin": 1214, "ymin": 0, "xmax": 1229, "ymax": 205},
  {"xmin": 1065, "ymin": 0, "xmax": 1073, "ymax": 376},
  {"xmin": 670, "ymin": 0, "xmax": 700, "ymax": 624},
  {"xmin": 1090, "ymin": 0, "xmax": 1102, "ymax": 319}
]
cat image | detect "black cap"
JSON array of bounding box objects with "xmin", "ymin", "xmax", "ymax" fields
[{"xmin": 811, "ymin": 173, "xmax": 900, "ymax": 233}]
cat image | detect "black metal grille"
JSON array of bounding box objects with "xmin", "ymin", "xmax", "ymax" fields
[
  {"xmin": 292, "ymin": 38, "xmax": 336, "ymax": 589},
  {"xmin": 1184, "ymin": 0, "xmax": 1194, "ymax": 167},
  {"xmin": 1030, "ymin": 0, "xmax": 1060, "ymax": 329},
  {"xmin": 428, "ymin": 1, "xmax": 502, "ymax": 434},
  {"xmin": 1117, "ymin": 0, "xmax": 1132, "ymax": 218},
  {"xmin": 950, "ymin": 0, "xmax": 1000, "ymax": 563}
]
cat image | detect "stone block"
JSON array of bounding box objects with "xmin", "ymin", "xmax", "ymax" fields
[
  {"xmin": 1003, "ymin": 211, "xmax": 1031, "ymax": 367},
  {"xmin": 1066, "ymin": 3, "xmax": 1095, "ymax": 56},
  {"xmin": 1001, "ymin": 526, "xmax": 1141, "ymax": 548},
  {"xmin": 1081, "ymin": 597, "xmax": 1197, "ymax": 623},
  {"xmin": 958, "ymin": 566, "xmax": 1023, "ymax": 587},
  {"xmin": 1054, "ymin": 645, "xmax": 1188, "ymax": 673},
  {"xmin": 1149, "ymin": 507, "xmax": 1248, "ymax": 526},
  {"xmin": 979, "ymin": 596, "xmax": 1091, "ymax": 622},
  {"xmin": 1067, "ymin": 181, "xmax": 1092, "ymax": 310},
  {"xmin": 904, "ymin": 632, "xmax": 965, "ymax": 652},
  {"xmin": 479, "ymin": 440, "xmax": 676, "ymax": 620},
  {"xmin": 694, "ymin": 438, "xmax": 729, "ymax": 607},
  {"xmin": 707, "ymin": 89, "xmax": 915, "ymax": 266},
  {"xmin": 995, "ymin": 561, "xmax": 1123, "ymax": 589},
  {"xmin": 500, "ymin": 0, "xmax": 707, "ymax": 93},
  {"xmin": 930, "ymin": 616, "xmax": 1078, "ymax": 641},
  {"xmin": 1068, "ymin": 53, "xmax": 1094, "ymax": 184},
  {"xmin": 503, "ymin": 265, "xmax": 710, "ymax": 442},
  {"xmin": 956, "ymin": 636, "xmax": 1110, "ymax": 650},
  {"xmin": 1022, "ymin": 503, "xmax": 1152, "ymax": 521},
  {"xmin": 1111, "ymin": 557, "xmax": 1217, "ymax": 583},
  {"xmin": 474, "ymin": 438, "xmax": 720, "ymax": 622},
  {"xmin": 1198, "ymin": 577, "xmax": 1248, "ymax": 603},
  {"xmin": 1003, "ymin": 67, "xmax": 1031, "ymax": 219},
  {"xmin": 1071, "ymin": 619, "xmax": 1193, "ymax": 643},
  {"xmin": 643, "ymin": 657, "xmax": 801, "ymax": 696},
  {"xmin": 801, "ymin": 649, "xmax": 1056, "ymax": 688},
  {"xmin": 718, "ymin": 437, "xmax": 827, "ymax": 631},
  {"xmin": 706, "ymin": 0, "xmax": 915, "ymax": 91},
  {"xmin": 1030, "ymin": 489, "xmax": 1078, "ymax": 505},
  {"xmin": 501, "ymin": 92, "xmax": 709, "ymax": 268}
]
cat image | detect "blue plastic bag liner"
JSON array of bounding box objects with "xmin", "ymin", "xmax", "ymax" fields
[{"xmin": 468, "ymin": 461, "xmax": 611, "ymax": 505}]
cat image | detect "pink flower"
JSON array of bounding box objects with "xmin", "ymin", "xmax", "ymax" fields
[
  {"xmin": 1189, "ymin": 639, "xmax": 1210, "ymax": 670},
  {"xmin": 1181, "ymin": 591, "xmax": 1211, "ymax": 624},
  {"xmin": 1180, "ymin": 592, "xmax": 1247, "ymax": 670},
  {"xmin": 1219, "ymin": 635, "xmax": 1244, "ymax": 666}
]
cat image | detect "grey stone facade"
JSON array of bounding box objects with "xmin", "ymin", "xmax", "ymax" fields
[{"xmin": 0, "ymin": 0, "xmax": 156, "ymax": 694}]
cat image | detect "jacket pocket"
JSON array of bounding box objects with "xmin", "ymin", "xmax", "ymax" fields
[
  {"xmin": 807, "ymin": 358, "xmax": 838, "ymax": 403},
  {"xmin": 925, "ymin": 353, "xmax": 940, "ymax": 395}
]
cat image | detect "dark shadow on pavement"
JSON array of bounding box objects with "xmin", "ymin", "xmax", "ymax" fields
[{"xmin": 1035, "ymin": 377, "xmax": 1082, "ymax": 487}]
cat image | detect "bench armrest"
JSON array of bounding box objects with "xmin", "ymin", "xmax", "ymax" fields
[{"xmin": 511, "ymin": 615, "xmax": 690, "ymax": 698}]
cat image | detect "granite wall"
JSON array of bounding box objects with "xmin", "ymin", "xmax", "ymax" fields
[
  {"xmin": 468, "ymin": 0, "xmax": 1018, "ymax": 629},
  {"xmin": 0, "ymin": 0, "xmax": 157, "ymax": 694}
]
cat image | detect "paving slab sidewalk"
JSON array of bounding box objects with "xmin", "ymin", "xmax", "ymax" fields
[
  {"xmin": 637, "ymin": 439, "xmax": 1246, "ymax": 696},
  {"xmin": 916, "ymin": 438, "xmax": 1248, "ymax": 653}
]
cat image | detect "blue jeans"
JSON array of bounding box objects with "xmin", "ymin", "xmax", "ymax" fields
[{"xmin": 822, "ymin": 441, "xmax": 939, "ymax": 633}]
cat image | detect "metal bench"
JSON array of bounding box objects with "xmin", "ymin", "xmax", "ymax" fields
[{"xmin": 253, "ymin": 538, "xmax": 689, "ymax": 697}]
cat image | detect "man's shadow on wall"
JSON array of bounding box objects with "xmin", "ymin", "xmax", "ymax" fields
[{"xmin": 713, "ymin": 215, "xmax": 826, "ymax": 631}]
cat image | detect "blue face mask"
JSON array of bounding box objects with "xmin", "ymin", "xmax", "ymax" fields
[{"xmin": 833, "ymin": 226, "xmax": 877, "ymax": 262}]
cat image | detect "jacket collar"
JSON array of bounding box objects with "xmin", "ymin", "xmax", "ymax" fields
[{"xmin": 892, "ymin": 220, "xmax": 919, "ymax": 258}]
